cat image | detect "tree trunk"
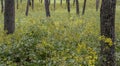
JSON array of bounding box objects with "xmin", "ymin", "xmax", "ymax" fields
[
  {"xmin": 45, "ymin": 0, "xmax": 50, "ymax": 17},
  {"xmin": 67, "ymin": 0, "xmax": 70, "ymax": 13},
  {"xmin": 60, "ymin": 0, "xmax": 62, "ymax": 6},
  {"xmin": 100, "ymin": 0, "xmax": 116, "ymax": 66},
  {"xmin": 25, "ymin": 0, "xmax": 30, "ymax": 16},
  {"xmin": 76, "ymin": 0, "xmax": 79, "ymax": 15},
  {"xmin": 48, "ymin": 0, "xmax": 50, "ymax": 5},
  {"xmin": 1, "ymin": 0, "xmax": 4, "ymax": 13},
  {"xmin": 82, "ymin": 0, "xmax": 86, "ymax": 15},
  {"xmin": 4, "ymin": 0, "xmax": 15, "ymax": 34},
  {"xmin": 29, "ymin": 0, "xmax": 31, "ymax": 6}
]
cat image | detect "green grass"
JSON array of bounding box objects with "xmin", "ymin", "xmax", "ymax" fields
[{"xmin": 0, "ymin": 0, "xmax": 120, "ymax": 66}]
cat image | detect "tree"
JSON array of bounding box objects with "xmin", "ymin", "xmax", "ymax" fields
[
  {"xmin": 82, "ymin": 0, "xmax": 86, "ymax": 15},
  {"xmin": 45, "ymin": 0, "xmax": 50, "ymax": 17},
  {"xmin": 66, "ymin": 0, "xmax": 70, "ymax": 13},
  {"xmin": 4, "ymin": 0, "xmax": 15, "ymax": 34},
  {"xmin": 1, "ymin": 0, "xmax": 4, "ymax": 13},
  {"xmin": 25, "ymin": 0, "xmax": 30, "ymax": 16},
  {"xmin": 75, "ymin": 0, "xmax": 79, "ymax": 15},
  {"xmin": 29, "ymin": 0, "xmax": 31, "ymax": 6},
  {"xmin": 100, "ymin": 0, "xmax": 116, "ymax": 66},
  {"xmin": 48, "ymin": 0, "xmax": 50, "ymax": 5},
  {"xmin": 60, "ymin": 0, "xmax": 62, "ymax": 6}
]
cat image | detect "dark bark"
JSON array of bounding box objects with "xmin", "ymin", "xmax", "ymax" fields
[
  {"xmin": 29, "ymin": 0, "xmax": 31, "ymax": 6},
  {"xmin": 4, "ymin": 0, "xmax": 15, "ymax": 34},
  {"xmin": 1, "ymin": 0, "xmax": 4, "ymax": 13},
  {"xmin": 48, "ymin": 0, "xmax": 50, "ymax": 5},
  {"xmin": 45, "ymin": 0, "xmax": 50, "ymax": 17},
  {"xmin": 76, "ymin": 0, "xmax": 79, "ymax": 15},
  {"xmin": 96, "ymin": 0, "xmax": 100, "ymax": 11},
  {"xmin": 82, "ymin": 0, "xmax": 86, "ymax": 15},
  {"xmin": 67, "ymin": 0, "xmax": 70, "ymax": 13},
  {"xmin": 25, "ymin": 0, "xmax": 30, "ymax": 16},
  {"xmin": 100, "ymin": 0, "xmax": 116, "ymax": 66}
]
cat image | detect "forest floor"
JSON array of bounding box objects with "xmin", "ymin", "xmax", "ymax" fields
[{"xmin": 0, "ymin": 0, "xmax": 120, "ymax": 66}]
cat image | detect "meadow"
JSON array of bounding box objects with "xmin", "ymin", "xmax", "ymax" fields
[{"xmin": 0, "ymin": 0, "xmax": 120, "ymax": 66}]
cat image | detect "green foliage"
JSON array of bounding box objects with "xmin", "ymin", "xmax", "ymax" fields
[
  {"xmin": 0, "ymin": 16, "xmax": 98, "ymax": 66},
  {"xmin": 0, "ymin": 0, "xmax": 120, "ymax": 66}
]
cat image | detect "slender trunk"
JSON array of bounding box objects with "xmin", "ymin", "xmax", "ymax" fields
[
  {"xmin": 82, "ymin": 0, "xmax": 86, "ymax": 15},
  {"xmin": 29, "ymin": 0, "xmax": 31, "ymax": 6},
  {"xmin": 45, "ymin": 0, "xmax": 50, "ymax": 17},
  {"xmin": 4, "ymin": 0, "xmax": 15, "ymax": 34},
  {"xmin": 100, "ymin": 0, "xmax": 116, "ymax": 66},
  {"xmin": 67, "ymin": 0, "xmax": 70, "ymax": 13},
  {"xmin": 60, "ymin": 0, "xmax": 62, "ymax": 6},
  {"xmin": 76, "ymin": 0, "xmax": 79, "ymax": 15},
  {"xmin": 48, "ymin": 0, "xmax": 50, "ymax": 5},
  {"xmin": 25, "ymin": 0, "xmax": 30, "ymax": 16}
]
